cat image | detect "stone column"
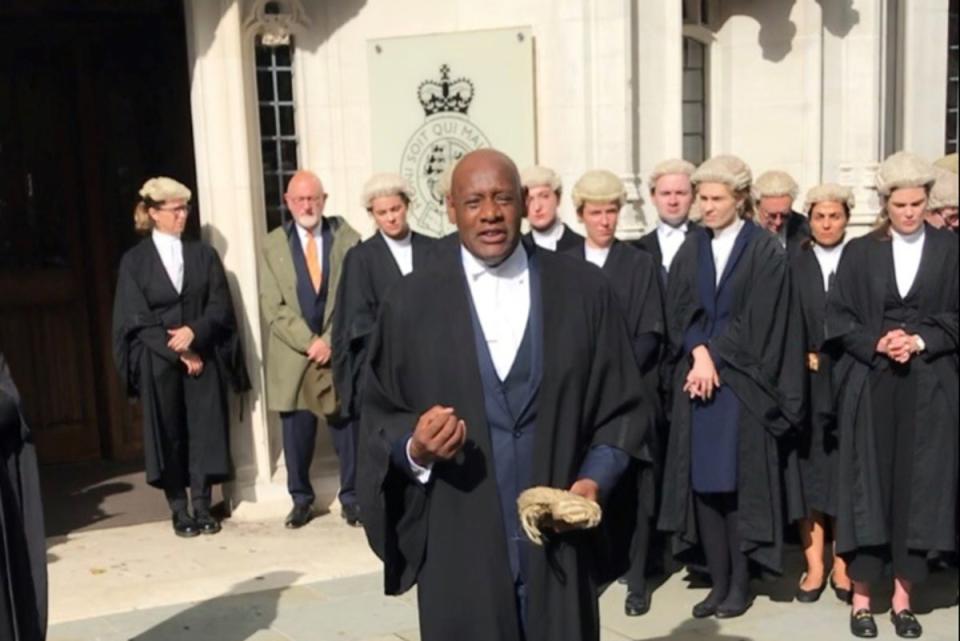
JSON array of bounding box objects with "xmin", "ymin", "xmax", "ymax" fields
[
  {"xmin": 821, "ymin": 0, "xmax": 896, "ymax": 231},
  {"xmin": 182, "ymin": 0, "xmax": 327, "ymax": 519}
]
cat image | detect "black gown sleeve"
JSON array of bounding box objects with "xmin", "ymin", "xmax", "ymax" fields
[
  {"xmin": 357, "ymin": 291, "xmax": 429, "ymax": 595},
  {"xmin": 112, "ymin": 252, "xmax": 180, "ymax": 396},
  {"xmin": 824, "ymin": 242, "xmax": 881, "ymax": 365},
  {"xmin": 332, "ymin": 247, "xmax": 379, "ymax": 419},
  {"xmin": 710, "ymin": 237, "xmax": 805, "ymax": 435},
  {"xmin": 584, "ymin": 280, "xmax": 650, "ymax": 458},
  {"xmin": 0, "ymin": 356, "xmax": 20, "ymax": 435}
]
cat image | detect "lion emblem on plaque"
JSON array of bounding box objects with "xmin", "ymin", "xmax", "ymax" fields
[{"xmin": 400, "ymin": 64, "xmax": 492, "ymax": 236}]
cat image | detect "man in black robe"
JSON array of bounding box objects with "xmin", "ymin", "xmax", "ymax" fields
[
  {"xmin": 754, "ymin": 170, "xmax": 810, "ymax": 258},
  {"xmin": 0, "ymin": 354, "xmax": 47, "ymax": 641},
  {"xmin": 632, "ymin": 158, "xmax": 699, "ymax": 284},
  {"xmin": 520, "ymin": 165, "xmax": 584, "ymax": 251},
  {"xmin": 358, "ymin": 149, "xmax": 649, "ymax": 641}
]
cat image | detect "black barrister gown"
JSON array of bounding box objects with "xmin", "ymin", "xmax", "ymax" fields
[
  {"xmin": 658, "ymin": 221, "xmax": 806, "ymax": 573},
  {"xmin": 825, "ymin": 226, "xmax": 959, "ymax": 560},
  {"xmin": 791, "ymin": 244, "xmax": 844, "ymax": 516},
  {"xmin": 112, "ymin": 237, "xmax": 250, "ymax": 488},
  {"xmin": 358, "ymin": 237, "xmax": 649, "ymax": 641},
  {"xmin": 564, "ymin": 240, "xmax": 665, "ymax": 507},
  {"xmin": 331, "ymin": 231, "xmax": 437, "ymax": 421},
  {"xmin": 0, "ymin": 355, "xmax": 47, "ymax": 641}
]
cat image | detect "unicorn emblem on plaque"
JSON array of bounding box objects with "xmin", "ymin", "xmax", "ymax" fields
[{"xmin": 400, "ymin": 64, "xmax": 492, "ymax": 236}]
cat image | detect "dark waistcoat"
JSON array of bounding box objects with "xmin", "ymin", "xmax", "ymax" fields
[
  {"xmin": 287, "ymin": 221, "xmax": 333, "ymax": 334},
  {"xmin": 465, "ymin": 254, "xmax": 543, "ymax": 581}
]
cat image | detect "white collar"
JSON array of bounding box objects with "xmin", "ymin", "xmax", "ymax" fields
[
  {"xmin": 296, "ymin": 222, "xmax": 322, "ymax": 239},
  {"xmin": 151, "ymin": 229, "xmax": 182, "ymax": 248},
  {"xmin": 380, "ymin": 229, "xmax": 412, "ymax": 248},
  {"xmin": 891, "ymin": 225, "xmax": 925, "ymax": 245},
  {"xmin": 461, "ymin": 241, "xmax": 527, "ymax": 280},
  {"xmin": 712, "ymin": 217, "xmax": 744, "ymax": 241},
  {"xmin": 813, "ymin": 236, "xmax": 848, "ymax": 255},
  {"xmin": 531, "ymin": 219, "xmax": 564, "ymax": 243},
  {"xmin": 657, "ymin": 220, "xmax": 689, "ymax": 236},
  {"xmin": 584, "ymin": 243, "xmax": 611, "ymax": 268}
]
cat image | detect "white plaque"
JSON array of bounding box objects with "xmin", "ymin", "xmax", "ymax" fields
[{"xmin": 368, "ymin": 27, "xmax": 536, "ymax": 237}]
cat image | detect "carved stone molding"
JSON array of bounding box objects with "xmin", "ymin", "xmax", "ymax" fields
[
  {"xmin": 243, "ymin": 0, "xmax": 312, "ymax": 46},
  {"xmin": 838, "ymin": 161, "xmax": 882, "ymax": 226}
]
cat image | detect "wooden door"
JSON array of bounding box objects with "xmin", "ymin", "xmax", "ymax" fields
[
  {"xmin": 0, "ymin": 1, "xmax": 198, "ymax": 464},
  {"xmin": 0, "ymin": 38, "xmax": 102, "ymax": 463}
]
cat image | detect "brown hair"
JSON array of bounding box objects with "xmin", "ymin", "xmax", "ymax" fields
[
  {"xmin": 133, "ymin": 197, "xmax": 162, "ymax": 234},
  {"xmin": 736, "ymin": 188, "xmax": 756, "ymax": 220}
]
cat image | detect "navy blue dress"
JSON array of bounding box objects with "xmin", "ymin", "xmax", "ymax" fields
[{"xmin": 684, "ymin": 223, "xmax": 757, "ymax": 493}]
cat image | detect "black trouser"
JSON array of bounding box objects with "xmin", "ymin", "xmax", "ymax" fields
[
  {"xmin": 153, "ymin": 363, "xmax": 216, "ymax": 513},
  {"xmin": 625, "ymin": 497, "xmax": 653, "ymax": 593},
  {"xmin": 281, "ymin": 410, "xmax": 357, "ymax": 508},
  {"xmin": 695, "ymin": 492, "xmax": 750, "ymax": 601},
  {"xmin": 845, "ymin": 365, "xmax": 928, "ymax": 585}
]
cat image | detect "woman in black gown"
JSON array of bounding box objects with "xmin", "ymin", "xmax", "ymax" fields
[
  {"xmin": 561, "ymin": 170, "xmax": 664, "ymax": 617},
  {"xmin": 791, "ymin": 184, "xmax": 855, "ymax": 605},
  {"xmin": 658, "ymin": 155, "xmax": 805, "ymax": 620},
  {"xmin": 827, "ymin": 152, "xmax": 958, "ymax": 639},
  {"xmin": 112, "ymin": 177, "xmax": 249, "ymax": 538}
]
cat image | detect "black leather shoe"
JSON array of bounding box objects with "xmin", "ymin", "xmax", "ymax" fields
[
  {"xmin": 692, "ymin": 597, "xmax": 720, "ymax": 619},
  {"xmin": 890, "ymin": 610, "xmax": 923, "ymax": 639},
  {"xmin": 624, "ymin": 589, "xmax": 651, "ymax": 617},
  {"xmin": 341, "ymin": 503, "xmax": 361, "ymax": 527},
  {"xmin": 796, "ymin": 580, "xmax": 827, "ymax": 603},
  {"xmin": 850, "ymin": 609, "xmax": 878, "ymax": 638},
  {"xmin": 194, "ymin": 509, "xmax": 221, "ymax": 535},
  {"xmin": 716, "ymin": 595, "xmax": 754, "ymax": 619},
  {"xmin": 172, "ymin": 510, "xmax": 200, "ymax": 538},
  {"xmin": 285, "ymin": 504, "xmax": 313, "ymax": 529}
]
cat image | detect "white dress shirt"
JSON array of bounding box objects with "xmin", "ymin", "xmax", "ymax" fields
[
  {"xmin": 777, "ymin": 225, "xmax": 788, "ymax": 248},
  {"xmin": 461, "ymin": 242, "xmax": 531, "ymax": 381},
  {"xmin": 812, "ymin": 239, "xmax": 847, "ymax": 293},
  {"xmin": 891, "ymin": 226, "xmax": 926, "ymax": 298},
  {"xmin": 711, "ymin": 218, "xmax": 745, "ymax": 285},
  {"xmin": 381, "ymin": 230, "xmax": 414, "ymax": 276},
  {"xmin": 296, "ymin": 222, "xmax": 324, "ymax": 269},
  {"xmin": 584, "ymin": 244, "xmax": 611, "ymax": 269},
  {"xmin": 656, "ymin": 220, "xmax": 689, "ymax": 272},
  {"xmin": 406, "ymin": 242, "xmax": 531, "ymax": 483},
  {"xmin": 531, "ymin": 219, "xmax": 565, "ymax": 251},
  {"xmin": 151, "ymin": 230, "xmax": 184, "ymax": 294}
]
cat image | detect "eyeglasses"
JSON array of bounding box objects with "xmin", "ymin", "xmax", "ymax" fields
[
  {"xmin": 155, "ymin": 204, "xmax": 192, "ymax": 215},
  {"xmin": 288, "ymin": 195, "xmax": 326, "ymax": 205}
]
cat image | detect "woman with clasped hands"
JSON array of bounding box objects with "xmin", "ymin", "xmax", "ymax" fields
[{"xmin": 112, "ymin": 177, "xmax": 249, "ymax": 539}]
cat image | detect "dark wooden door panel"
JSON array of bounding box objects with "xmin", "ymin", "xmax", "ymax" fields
[
  {"xmin": 0, "ymin": 292, "xmax": 101, "ymax": 463},
  {"xmin": 0, "ymin": 3, "xmax": 197, "ymax": 465}
]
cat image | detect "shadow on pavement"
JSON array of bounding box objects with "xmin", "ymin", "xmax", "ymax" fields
[
  {"xmin": 635, "ymin": 618, "xmax": 754, "ymax": 641},
  {"xmin": 131, "ymin": 571, "xmax": 303, "ymax": 641}
]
